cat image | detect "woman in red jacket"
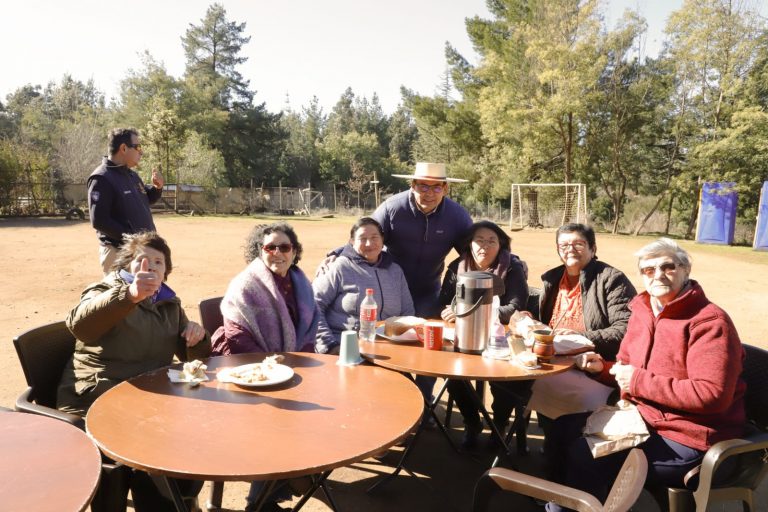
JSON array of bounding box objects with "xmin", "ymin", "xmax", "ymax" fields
[{"xmin": 545, "ymin": 238, "xmax": 746, "ymax": 512}]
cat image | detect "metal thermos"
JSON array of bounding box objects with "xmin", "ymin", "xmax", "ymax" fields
[{"xmin": 453, "ymin": 271, "xmax": 494, "ymax": 354}]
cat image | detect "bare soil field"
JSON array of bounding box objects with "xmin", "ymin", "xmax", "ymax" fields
[{"xmin": 1, "ymin": 213, "xmax": 766, "ymax": 511}]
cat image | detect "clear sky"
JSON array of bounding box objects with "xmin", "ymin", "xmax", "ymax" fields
[{"xmin": 0, "ymin": 0, "xmax": 753, "ymax": 115}]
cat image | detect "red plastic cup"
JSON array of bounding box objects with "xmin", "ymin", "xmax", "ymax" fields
[{"xmin": 423, "ymin": 321, "xmax": 444, "ymax": 350}]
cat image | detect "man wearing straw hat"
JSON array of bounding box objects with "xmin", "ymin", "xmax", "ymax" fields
[
  {"xmin": 373, "ymin": 162, "xmax": 473, "ymax": 408},
  {"xmin": 319, "ymin": 162, "xmax": 472, "ymax": 412},
  {"xmin": 380, "ymin": 162, "xmax": 472, "ymax": 317}
]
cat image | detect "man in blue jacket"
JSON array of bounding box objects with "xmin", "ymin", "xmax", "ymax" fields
[
  {"xmin": 87, "ymin": 128, "xmax": 164, "ymax": 274},
  {"xmin": 320, "ymin": 162, "xmax": 472, "ymax": 410},
  {"xmin": 377, "ymin": 162, "xmax": 472, "ymax": 318},
  {"xmin": 374, "ymin": 162, "xmax": 473, "ymax": 410}
]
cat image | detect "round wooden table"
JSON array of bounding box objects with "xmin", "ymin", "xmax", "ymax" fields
[
  {"xmin": 360, "ymin": 334, "xmax": 575, "ymax": 489},
  {"xmin": 86, "ymin": 352, "xmax": 422, "ymax": 509},
  {"xmin": 0, "ymin": 412, "xmax": 102, "ymax": 512},
  {"xmin": 360, "ymin": 337, "xmax": 574, "ymax": 380}
]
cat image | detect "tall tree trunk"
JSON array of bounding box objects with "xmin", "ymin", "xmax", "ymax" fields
[
  {"xmin": 633, "ymin": 191, "xmax": 667, "ymax": 236},
  {"xmin": 665, "ymin": 194, "xmax": 674, "ymax": 235},
  {"xmin": 611, "ymin": 196, "xmax": 621, "ymax": 234},
  {"xmin": 561, "ymin": 112, "xmax": 574, "ymax": 225},
  {"xmin": 685, "ymin": 177, "xmax": 701, "ymax": 239}
]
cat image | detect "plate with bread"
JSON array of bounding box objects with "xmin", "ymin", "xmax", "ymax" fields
[
  {"xmin": 377, "ymin": 316, "xmax": 426, "ymax": 342},
  {"xmin": 217, "ymin": 355, "xmax": 294, "ymax": 387}
]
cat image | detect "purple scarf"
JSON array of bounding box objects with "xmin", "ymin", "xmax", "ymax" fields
[{"xmin": 214, "ymin": 258, "xmax": 318, "ymax": 354}]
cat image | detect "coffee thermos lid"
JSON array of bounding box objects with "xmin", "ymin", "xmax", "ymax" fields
[{"xmin": 456, "ymin": 271, "xmax": 494, "ymax": 289}]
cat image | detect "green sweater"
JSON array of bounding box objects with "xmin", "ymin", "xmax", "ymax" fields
[{"xmin": 57, "ymin": 272, "xmax": 211, "ymax": 416}]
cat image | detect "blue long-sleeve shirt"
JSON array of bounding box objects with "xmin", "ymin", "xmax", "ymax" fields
[{"xmin": 372, "ymin": 190, "xmax": 472, "ymax": 317}]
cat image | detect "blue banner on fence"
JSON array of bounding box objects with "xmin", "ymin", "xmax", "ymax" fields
[
  {"xmin": 755, "ymin": 182, "xmax": 768, "ymax": 251},
  {"xmin": 696, "ymin": 182, "xmax": 737, "ymax": 245}
]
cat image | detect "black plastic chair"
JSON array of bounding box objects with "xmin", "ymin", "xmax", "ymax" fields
[
  {"xmin": 198, "ymin": 297, "xmax": 225, "ymax": 510},
  {"xmin": 13, "ymin": 320, "xmax": 131, "ymax": 512},
  {"xmin": 666, "ymin": 343, "xmax": 768, "ymax": 512},
  {"xmin": 13, "ymin": 321, "xmax": 84, "ymax": 428},
  {"xmin": 198, "ymin": 296, "xmax": 224, "ymax": 336}
]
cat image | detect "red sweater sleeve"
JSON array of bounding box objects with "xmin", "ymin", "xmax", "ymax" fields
[{"xmin": 630, "ymin": 315, "xmax": 742, "ymax": 414}]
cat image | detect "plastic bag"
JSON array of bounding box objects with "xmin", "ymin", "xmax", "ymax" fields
[
  {"xmin": 583, "ymin": 400, "xmax": 650, "ymax": 458},
  {"xmin": 508, "ymin": 311, "xmax": 548, "ymax": 347}
]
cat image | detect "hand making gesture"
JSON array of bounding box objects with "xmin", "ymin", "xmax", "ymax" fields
[
  {"xmin": 151, "ymin": 167, "xmax": 164, "ymax": 189},
  {"xmin": 128, "ymin": 257, "xmax": 162, "ymax": 303}
]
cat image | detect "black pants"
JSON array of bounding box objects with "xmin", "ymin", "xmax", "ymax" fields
[
  {"xmin": 447, "ymin": 379, "xmax": 533, "ymax": 429},
  {"xmin": 131, "ymin": 472, "xmax": 204, "ymax": 512},
  {"xmin": 91, "ymin": 465, "xmax": 203, "ymax": 512}
]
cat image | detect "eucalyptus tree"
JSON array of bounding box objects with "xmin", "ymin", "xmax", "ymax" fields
[
  {"xmin": 144, "ymin": 98, "xmax": 185, "ymax": 187},
  {"xmin": 664, "ymin": 0, "xmax": 765, "ymax": 236},
  {"xmin": 581, "ymin": 11, "xmax": 668, "ymax": 233},
  {"xmin": 117, "ymin": 52, "xmax": 182, "ymax": 130},
  {"xmin": 176, "ymin": 131, "xmax": 226, "ymax": 191},
  {"xmin": 467, "ymin": 0, "xmax": 604, "ymax": 185}
]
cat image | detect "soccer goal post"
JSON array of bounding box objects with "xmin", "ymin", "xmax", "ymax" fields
[{"xmin": 509, "ymin": 183, "xmax": 588, "ymax": 229}]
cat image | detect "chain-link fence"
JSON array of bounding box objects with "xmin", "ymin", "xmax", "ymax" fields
[
  {"xmin": 1, "ymin": 181, "xmax": 401, "ymax": 217},
  {"xmin": 0, "ymin": 182, "xmax": 87, "ymax": 217},
  {"xmin": 2, "ymin": 181, "xmax": 509, "ymax": 223}
]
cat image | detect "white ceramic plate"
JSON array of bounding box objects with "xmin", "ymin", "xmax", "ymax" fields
[{"xmin": 217, "ymin": 363, "xmax": 295, "ymax": 387}]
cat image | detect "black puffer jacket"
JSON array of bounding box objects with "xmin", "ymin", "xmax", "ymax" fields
[{"xmin": 539, "ymin": 259, "xmax": 636, "ymax": 360}]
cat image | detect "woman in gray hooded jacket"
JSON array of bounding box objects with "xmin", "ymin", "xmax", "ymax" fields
[{"xmin": 313, "ymin": 217, "xmax": 415, "ymax": 354}]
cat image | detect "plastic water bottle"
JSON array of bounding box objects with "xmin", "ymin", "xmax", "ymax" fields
[
  {"xmin": 488, "ymin": 296, "xmax": 509, "ymax": 356},
  {"xmin": 359, "ymin": 288, "xmax": 378, "ymax": 342}
]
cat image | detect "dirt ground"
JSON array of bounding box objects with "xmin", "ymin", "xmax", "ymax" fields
[{"xmin": 1, "ymin": 213, "xmax": 766, "ymax": 511}]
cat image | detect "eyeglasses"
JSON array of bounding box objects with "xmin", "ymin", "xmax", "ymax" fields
[
  {"xmin": 414, "ymin": 182, "xmax": 445, "ymax": 193},
  {"xmin": 125, "ymin": 143, "xmax": 143, "ymax": 151},
  {"xmin": 262, "ymin": 243, "xmax": 293, "ymax": 254},
  {"xmin": 473, "ymin": 238, "xmax": 498, "ymax": 247},
  {"xmin": 557, "ymin": 241, "xmax": 587, "ymax": 251},
  {"xmin": 639, "ymin": 262, "xmax": 677, "ymax": 277}
]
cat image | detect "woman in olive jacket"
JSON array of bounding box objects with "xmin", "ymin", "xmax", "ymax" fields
[{"xmin": 57, "ymin": 232, "xmax": 210, "ymax": 512}]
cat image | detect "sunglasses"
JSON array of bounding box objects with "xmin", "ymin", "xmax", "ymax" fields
[
  {"xmin": 262, "ymin": 243, "xmax": 293, "ymax": 254},
  {"xmin": 125, "ymin": 143, "xmax": 143, "ymax": 151},
  {"xmin": 414, "ymin": 183, "xmax": 445, "ymax": 193},
  {"xmin": 639, "ymin": 262, "xmax": 677, "ymax": 277}
]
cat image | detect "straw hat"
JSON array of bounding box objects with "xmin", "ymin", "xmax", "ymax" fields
[{"xmin": 391, "ymin": 162, "xmax": 468, "ymax": 183}]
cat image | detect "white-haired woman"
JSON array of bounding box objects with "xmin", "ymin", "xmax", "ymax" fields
[{"xmin": 545, "ymin": 238, "xmax": 746, "ymax": 511}]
